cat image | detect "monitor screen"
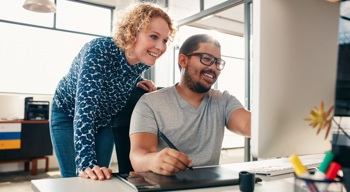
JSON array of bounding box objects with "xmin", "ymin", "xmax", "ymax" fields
[
  {"xmin": 334, "ymin": 1, "xmax": 350, "ymax": 117},
  {"xmin": 250, "ymin": 0, "xmax": 340, "ymax": 159}
]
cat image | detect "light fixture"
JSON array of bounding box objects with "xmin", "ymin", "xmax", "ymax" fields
[{"xmin": 23, "ymin": 0, "xmax": 56, "ymax": 13}]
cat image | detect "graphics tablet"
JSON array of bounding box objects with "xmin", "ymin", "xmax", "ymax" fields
[{"xmin": 114, "ymin": 166, "xmax": 244, "ymax": 191}]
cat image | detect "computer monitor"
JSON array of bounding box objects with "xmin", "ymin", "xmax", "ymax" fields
[
  {"xmin": 250, "ymin": 0, "xmax": 340, "ymax": 159},
  {"xmin": 334, "ymin": 1, "xmax": 350, "ymax": 117}
]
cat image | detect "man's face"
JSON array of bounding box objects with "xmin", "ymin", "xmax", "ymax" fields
[{"xmin": 183, "ymin": 43, "xmax": 222, "ymax": 93}]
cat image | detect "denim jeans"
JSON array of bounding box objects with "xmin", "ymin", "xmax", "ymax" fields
[{"xmin": 49, "ymin": 100, "xmax": 114, "ymax": 178}]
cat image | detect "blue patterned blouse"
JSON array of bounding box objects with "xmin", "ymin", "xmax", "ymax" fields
[{"xmin": 53, "ymin": 37, "xmax": 150, "ymax": 171}]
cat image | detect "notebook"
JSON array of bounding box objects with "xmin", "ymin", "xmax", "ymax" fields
[{"xmin": 114, "ymin": 166, "xmax": 255, "ymax": 191}]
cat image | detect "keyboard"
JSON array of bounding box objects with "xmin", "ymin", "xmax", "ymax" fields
[{"xmin": 248, "ymin": 159, "xmax": 321, "ymax": 176}]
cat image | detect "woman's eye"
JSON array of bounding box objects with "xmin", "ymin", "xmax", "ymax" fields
[
  {"xmin": 163, "ymin": 39, "xmax": 168, "ymax": 44},
  {"xmin": 150, "ymin": 35, "xmax": 158, "ymax": 40}
]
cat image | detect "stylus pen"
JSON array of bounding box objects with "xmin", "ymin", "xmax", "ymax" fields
[{"xmin": 158, "ymin": 130, "xmax": 194, "ymax": 170}]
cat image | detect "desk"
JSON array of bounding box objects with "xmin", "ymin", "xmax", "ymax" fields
[
  {"xmin": 31, "ymin": 176, "xmax": 295, "ymax": 192},
  {"xmin": 31, "ymin": 154, "xmax": 324, "ymax": 192}
]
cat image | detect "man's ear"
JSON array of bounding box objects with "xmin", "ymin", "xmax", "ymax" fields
[{"xmin": 178, "ymin": 54, "xmax": 188, "ymax": 69}]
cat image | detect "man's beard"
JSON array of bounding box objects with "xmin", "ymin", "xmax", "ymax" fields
[{"xmin": 184, "ymin": 66, "xmax": 213, "ymax": 93}]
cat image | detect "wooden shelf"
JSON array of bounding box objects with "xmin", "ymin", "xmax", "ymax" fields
[{"xmin": 0, "ymin": 120, "xmax": 49, "ymax": 124}]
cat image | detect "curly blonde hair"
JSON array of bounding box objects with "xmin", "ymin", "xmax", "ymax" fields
[{"xmin": 112, "ymin": 2, "xmax": 176, "ymax": 53}]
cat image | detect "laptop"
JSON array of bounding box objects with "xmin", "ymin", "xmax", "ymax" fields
[{"xmin": 114, "ymin": 166, "xmax": 259, "ymax": 191}]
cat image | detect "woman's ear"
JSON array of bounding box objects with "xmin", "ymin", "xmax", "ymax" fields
[{"xmin": 178, "ymin": 54, "xmax": 188, "ymax": 69}]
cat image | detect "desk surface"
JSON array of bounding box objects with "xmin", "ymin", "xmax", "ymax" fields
[
  {"xmin": 31, "ymin": 176, "xmax": 295, "ymax": 192},
  {"xmin": 31, "ymin": 154, "xmax": 324, "ymax": 192}
]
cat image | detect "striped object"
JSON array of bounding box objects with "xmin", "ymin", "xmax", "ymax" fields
[{"xmin": 0, "ymin": 123, "xmax": 21, "ymax": 150}]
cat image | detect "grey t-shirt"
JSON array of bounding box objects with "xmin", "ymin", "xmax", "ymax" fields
[{"xmin": 130, "ymin": 85, "xmax": 243, "ymax": 166}]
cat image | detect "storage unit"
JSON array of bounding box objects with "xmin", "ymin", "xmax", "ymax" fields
[
  {"xmin": 0, "ymin": 120, "xmax": 52, "ymax": 175},
  {"xmin": 0, "ymin": 123, "xmax": 21, "ymax": 150}
]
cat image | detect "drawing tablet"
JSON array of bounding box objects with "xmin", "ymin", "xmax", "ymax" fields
[{"xmin": 114, "ymin": 166, "xmax": 242, "ymax": 191}]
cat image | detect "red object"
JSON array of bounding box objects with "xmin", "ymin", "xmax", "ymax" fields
[{"xmin": 325, "ymin": 162, "xmax": 342, "ymax": 180}]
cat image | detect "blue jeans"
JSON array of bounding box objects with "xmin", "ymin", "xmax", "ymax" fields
[{"xmin": 49, "ymin": 100, "xmax": 114, "ymax": 177}]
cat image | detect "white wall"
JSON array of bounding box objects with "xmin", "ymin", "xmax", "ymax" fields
[{"xmin": 0, "ymin": 93, "xmax": 53, "ymax": 120}]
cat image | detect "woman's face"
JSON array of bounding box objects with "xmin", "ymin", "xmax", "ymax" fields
[{"xmin": 127, "ymin": 17, "xmax": 170, "ymax": 66}]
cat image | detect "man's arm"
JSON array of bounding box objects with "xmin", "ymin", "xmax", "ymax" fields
[
  {"xmin": 129, "ymin": 132, "xmax": 192, "ymax": 176},
  {"xmin": 226, "ymin": 108, "xmax": 251, "ymax": 137}
]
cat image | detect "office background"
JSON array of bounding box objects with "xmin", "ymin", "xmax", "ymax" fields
[
  {"xmin": 0, "ymin": 0, "xmax": 247, "ymax": 173},
  {"xmin": 0, "ymin": 0, "xmax": 349, "ymax": 175}
]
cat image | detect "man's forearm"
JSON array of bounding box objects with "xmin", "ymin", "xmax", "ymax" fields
[{"xmin": 130, "ymin": 151, "xmax": 155, "ymax": 172}]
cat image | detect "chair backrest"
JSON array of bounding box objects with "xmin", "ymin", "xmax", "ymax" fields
[{"xmin": 111, "ymin": 87, "xmax": 147, "ymax": 173}]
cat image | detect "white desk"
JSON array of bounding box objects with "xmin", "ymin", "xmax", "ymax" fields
[{"xmin": 31, "ymin": 154, "xmax": 324, "ymax": 192}]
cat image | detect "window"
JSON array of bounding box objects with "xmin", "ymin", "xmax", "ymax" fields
[
  {"xmin": 0, "ymin": 1, "xmax": 54, "ymax": 27},
  {"xmin": 204, "ymin": 0, "xmax": 229, "ymax": 9},
  {"xmin": 0, "ymin": 0, "xmax": 113, "ymax": 94},
  {"xmin": 168, "ymin": 0, "xmax": 200, "ymax": 21},
  {"xmin": 56, "ymin": 0, "xmax": 112, "ymax": 36},
  {"xmin": 0, "ymin": 22, "xmax": 97, "ymax": 94}
]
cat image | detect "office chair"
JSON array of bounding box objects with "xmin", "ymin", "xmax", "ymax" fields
[{"xmin": 111, "ymin": 86, "xmax": 147, "ymax": 174}]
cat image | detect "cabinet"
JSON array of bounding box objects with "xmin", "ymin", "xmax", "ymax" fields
[{"xmin": 0, "ymin": 120, "xmax": 52, "ymax": 175}]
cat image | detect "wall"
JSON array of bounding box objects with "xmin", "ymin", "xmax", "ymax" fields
[{"xmin": 0, "ymin": 93, "xmax": 53, "ymax": 120}]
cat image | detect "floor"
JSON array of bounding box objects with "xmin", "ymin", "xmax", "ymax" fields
[
  {"xmin": 0, "ymin": 169, "xmax": 61, "ymax": 192},
  {"xmin": 0, "ymin": 148, "xmax": 244, "ymax": 192}
]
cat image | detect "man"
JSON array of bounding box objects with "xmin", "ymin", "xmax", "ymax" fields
[{"xmin": 129, "ymin": 34, "xmax": 251, "ymax": 176}]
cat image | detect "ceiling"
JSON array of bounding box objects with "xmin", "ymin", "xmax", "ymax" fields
[{"xmin": 185, "ymin": 4, "xmax": 245, "ymax": 36}]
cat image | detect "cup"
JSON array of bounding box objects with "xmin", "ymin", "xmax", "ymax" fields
[
  {"xmin": 294, "ymin": 174, "xmax": 343, "ymax": 192},
  {"xmin": 239, "ymin": 171, "xmax": 255, "ymax": 192}
]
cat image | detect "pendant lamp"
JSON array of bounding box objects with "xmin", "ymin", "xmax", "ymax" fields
[{"xmin": 23, "ymin": 0, "xmax": 56, "ymax": 13}]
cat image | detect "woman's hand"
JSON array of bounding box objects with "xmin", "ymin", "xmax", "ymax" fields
[
  {"xmin": 137, "ymin": 80, "xmax": 157, "ymax": 92},
  {"xmin": 79, "ymin": 165, "xmax": 112, "ymax": 180}
]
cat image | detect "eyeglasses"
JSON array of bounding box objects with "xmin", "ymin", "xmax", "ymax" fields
[{"xmin": 185, "ymin": 52, "xmax": 226, "ymax": 70}]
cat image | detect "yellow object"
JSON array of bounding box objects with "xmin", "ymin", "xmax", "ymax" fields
[
  {"xmin": 304, "ymin": 101, "xmax": 334, "ymax": 139},
  {"xmin": 0, "ymin": 140, "xmax": 21, "ymax": 150},
  {"xmin": 289, "ymin": 154, "xmax": 308, "ymax": 176}
]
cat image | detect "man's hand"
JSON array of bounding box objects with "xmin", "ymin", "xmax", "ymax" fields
[
  {"xmin": 79, "ymin": 165, "xmax": 112, "ymax": 180},
  {"xmin": 148, "ymin": 148, "xmax": 193, "ymax": 176},
  {"xmin": 137, "ymin": 80, "xmax": 157, "ymax": 92}
]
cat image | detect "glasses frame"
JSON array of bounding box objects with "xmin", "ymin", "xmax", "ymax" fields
[{"xmin": 185, "ymin": 52, "xmax": 226, "ymax": 70}]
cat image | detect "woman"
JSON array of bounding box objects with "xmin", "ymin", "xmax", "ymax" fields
[{"xmin": 50, "ymin": 2, "xmax": 176, "ymax": 180}]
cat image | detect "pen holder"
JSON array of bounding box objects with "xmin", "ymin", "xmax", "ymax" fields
[{"xmin": 294, "ymin": 173, "xmax": 344, "ymax": 192}]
